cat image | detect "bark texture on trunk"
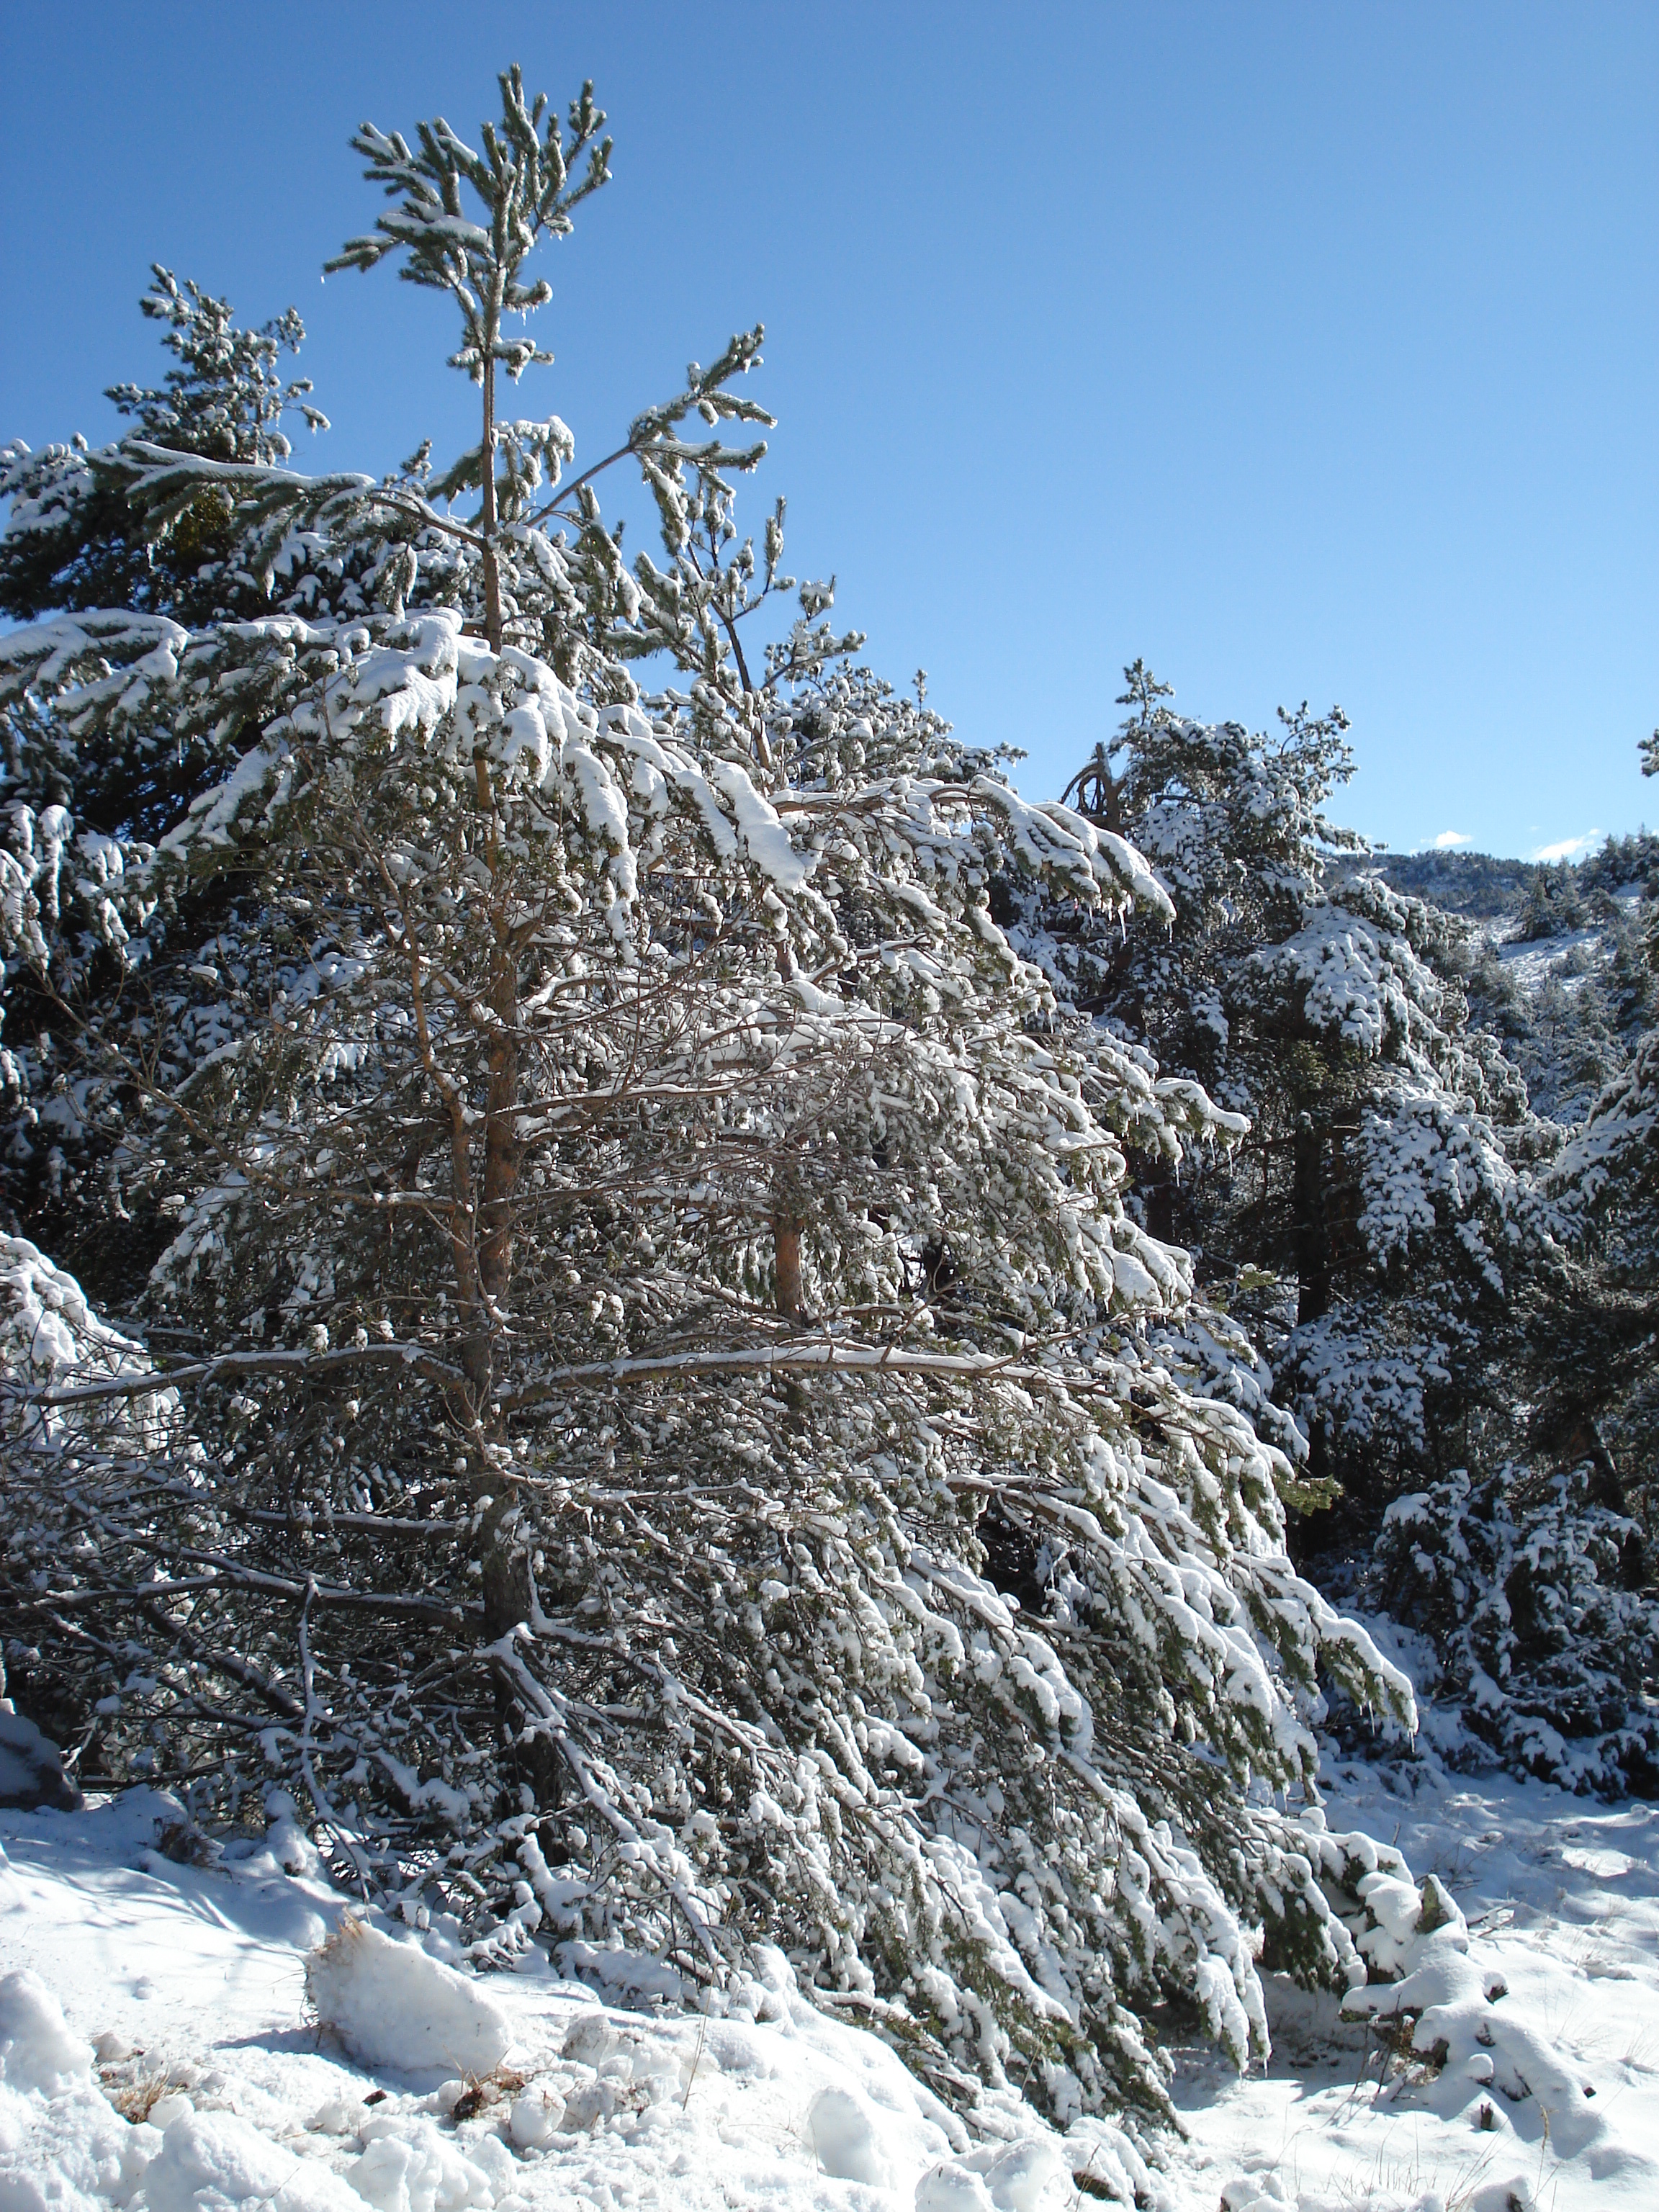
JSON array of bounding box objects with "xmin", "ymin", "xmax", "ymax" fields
[
  {"xmin": 479, "ymin": 937, "xmax": 521, "ymax": 1308},
  {"xmin": 774, "ymin": 1215, "xmax": 805, "ymax": 1321}
]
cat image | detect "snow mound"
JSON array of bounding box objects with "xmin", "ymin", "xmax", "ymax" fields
[
  {"xmin": 808, "ymin": 2083, "xmax": 894, "ymax": 2185},
  {"xmin": 0, "ymin": 1707, "xmax": 82, "ymax": 1812},
  {"xmin": 916, "ymin": 2161, "xmax": 997, "ymax": 2211},
  {"xmin": 344, "ymin": 2115, "xmax": 513, "ymax": 2212},
  {"xmin": 0, "ymin": 1969, "xmax": 158, "ymax": 2212},
  {"xmin": 138, "ymin": 2108, "xmax": 363, "ymax": 2212},
  {"xmin": 0, "ymin": 1968, "xmax": 94, "ymax": 2095},
  {"xmin": 305, "ymin": 1917, "xmax": 513, "ymax": 2075},
  {"xmin": 1346, "ymin": 1921, "xmax": 1637, "ymax": 2177},
  {"xmin": 919, "ymin": 2138, "xmax": 1071, "ymax": 2210},
  {"xmin": 1354, "ymin": 1866, "xmax": 1467, "ymax": 1979}
]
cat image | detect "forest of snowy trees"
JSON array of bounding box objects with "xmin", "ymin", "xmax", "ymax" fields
[{"xmin": 1, "ymin": 63, "xmax": 1655, "ymax": 2139}]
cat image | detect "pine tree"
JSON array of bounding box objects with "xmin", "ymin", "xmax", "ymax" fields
[
  {"xmin": 1527, "ymin": 740, "xmax": 1659, "ymax": 1557},
  {"xmin": 0, "ymin": 267, "xmax": 329, "ymax": 634},
  {"xmin": 1053, "ymin": 694, "xmax": 1659, "ymax": 1795},
  {"xmin": 1, "ymin": 67, "xmax": 1423, "ymax": 2123},
  {"xmin": 1051, "ymin": 671, "xmax": 1538, "ymax": 1527},
  {"xmin": 1370, "ymin": 994, "xmax": 1659, "ymax": 1796},
  {"xmin": 1373, "ymin": 1452, "xmax": 1657, "ymax": 1792}
]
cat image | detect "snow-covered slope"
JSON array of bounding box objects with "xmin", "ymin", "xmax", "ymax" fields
[{"xmin": 5, "ymin": 1767, "xmax": 1659, "ymax": 2212}]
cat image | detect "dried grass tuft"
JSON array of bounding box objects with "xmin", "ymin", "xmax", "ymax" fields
[{"xmin": 449, "ymin": 2064, "xmax": 527, "ymax": 2123}]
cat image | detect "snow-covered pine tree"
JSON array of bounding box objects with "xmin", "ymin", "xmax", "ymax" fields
[
  {"xmin": 1, "ymin": 66, "xmax": 1421, "ymax": 2123},
  {"xmin": 1372, "ymin": 1443, "xmax": 1657, "ymax": 1792},
  {"xmin": 0, "ymin": 269, "xmax": 329, "ymax": 635},
  {"xmin": 0, "ymin": 262, "xmax": 406, "ymax": 1277},
  {"xmin": 1051, "ymin": 691, "xmax": 1659, "ymax": 1794},
  {"xmin": 1048, "ymin": 667, "xmax": 1544, "ymax": 1530},
  {"xmin": 1368, "ymin": 736, "xmax": 1658, "ymax": 1795},
  {"xmin": 1368, "ymin": 1018, "xmax": 1658, "ymax": 1795}
]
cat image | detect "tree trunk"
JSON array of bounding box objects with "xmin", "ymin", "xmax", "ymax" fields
[
  {"xmin": 479, "ymin": 932, "xmax": 521, "ymax": 1311},
  {"xmin": 480, "ymin": 355, "xmax": 503, "ymax": 654},
  {"xmin": 773, "ymin": 1213, "xmax": 805, "ymax": 1321},
  {"xmin": 1292, "ymin": 1119, "xmax": 1328, "ymax": 1325},
  {"xmin": 445, "ymin": 1107, "xmax": 495, "ymax": 1403},
  {"xmin": 470, "ymin": 924, "xmax": 526, "ymax": 1647}
]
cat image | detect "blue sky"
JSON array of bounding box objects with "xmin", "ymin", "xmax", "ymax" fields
[{"xmin": 2, "ymin": 1, "xmax": 1654, "ymax": 858}]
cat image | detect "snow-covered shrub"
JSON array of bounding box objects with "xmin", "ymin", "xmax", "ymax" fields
[{"xmin": 1374, "ymin": 1461, "xmax": 1658, "ymax": 1794}]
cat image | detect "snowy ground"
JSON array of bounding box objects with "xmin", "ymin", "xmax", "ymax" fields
[
  {"xmin": 1170, "ymin": 1755, "xmax": 1659, "ymax": 2212},
  {"xmin": 4, "ymin": 1750, "xmax": 1658, "ymax": 2212}
]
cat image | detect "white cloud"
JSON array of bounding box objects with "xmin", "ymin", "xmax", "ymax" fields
[
  {"xmin": 1532, "ymin": 828, "xmax": 1603, "ymax": 864},
  {"xmin": 1429, "ymin": 830, "xmax": 1471, "ymax": 850}
]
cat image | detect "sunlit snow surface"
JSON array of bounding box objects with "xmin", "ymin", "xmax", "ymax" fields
[
  {"xmin": 4, "ymin": 1758, "xmax": 1658, "ymax": 2211},
  {"xmin": 1168, "ymin": 1756, "xmax": 1659, "ymax": 2212}
]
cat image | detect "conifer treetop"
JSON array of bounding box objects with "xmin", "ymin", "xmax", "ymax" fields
[{"xmin": 325, "ymin": 66, "xmax": 613, "ymax": 385}]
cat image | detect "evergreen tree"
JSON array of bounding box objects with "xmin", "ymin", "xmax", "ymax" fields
[
  {"xmin": 1050, "ymin": 671, "xmax": 1539, "ymax": 1527},
  {"xmin": 0, "ymin": 267, "xmax": 329, "ymax": 632},
  {"xmin": 0, "ymin": 66, "xmax": 1421, "ymax": 2123},
  {"xmin": 1361, "ymin": 751, "xmax": 1658, "ymax": 1799},
  {"xmin": 1527, "ymin": 741, "xmax": 1659, "ymax": 1545},
  {"xmin": 1373, "ymin": 1452, "xmax": 1657, "ymax": 1792},
  {"xmin": 1370, "ymin": 992, "xmax": 1659, "ymax": 1797}
]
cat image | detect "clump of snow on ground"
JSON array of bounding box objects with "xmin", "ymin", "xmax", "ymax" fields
[
  {"xmin": 0, "ymin": 1966, "xmax": 164, "ymax": 2211},
  {"xmin": 3, "ymin": 1756, "xmax": 1658, "ymax": 2211},
  {"xmin": 305, "ymin": 1917, "xmax": 511, "ymax": 2076}
]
